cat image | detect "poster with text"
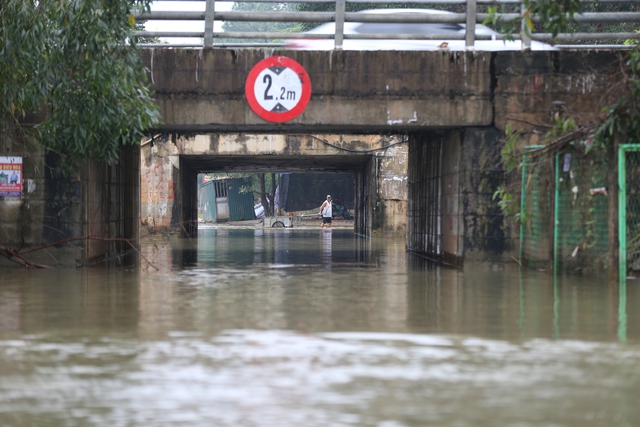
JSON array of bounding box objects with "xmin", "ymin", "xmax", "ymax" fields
[{"xmin": 0, "ymin": 157, "xmax": 23, "ymax": 197}]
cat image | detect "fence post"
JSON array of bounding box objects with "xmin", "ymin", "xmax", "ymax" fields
[
  {"xmin": 465, "ymin": 0, "xmax": 477, "ymax": 50},
  {"xmin": 521, "ymin": 1, "xmax": 531, "ymax": 51},
  {"xmin": 618, "ymin": 146, "xmax": 627, "ymax": 280},
  {"xmin": 204, "ymin": 0, "xmax": 216, "ymax": 48},
  {"xmin": 553, "ymin": 151, "xmax": 559, "ymax": 273},
  {"xmin": 335, "ymin": 0, "xmax": 346, "ymax": 50},
  {"xmin": 618, "ymin": 145, "xmax": 627, "ymax": 341}
]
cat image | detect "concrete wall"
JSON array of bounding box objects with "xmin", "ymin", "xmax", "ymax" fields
[
  {"xmin": 376, "ymin": 145, "xmax": 409, "ymax": 232},
  {"xmin": 143, "ymin": 49, "xmax": 493, "ymax": 133},
  {"xmin": 1, "ymin": 131, "xmax": 140, "ymax": 268},
  {"xmin": 140, "ymin": 133, "xmax": 408, "ymax": 236},
  {"xmin": 408, "ymin": 128, "xmax": 516, "ymax": 269},
  {"xmin": 141, "ymin": 135, "xmax": 178, "ymax": 229},
  {"xmin": 83, "ymin": 144, "xmax": 141, "ymax": 264},
  {"xmin": 0, "ymin": 134, "xmax": 57, "ymax": 261},
  {"xmin": 403, "ymin": 51, "xmax": 622, "ymax": 270},
  {"xmin": 460, "ymin": 128, "xmax": 515, "ymax": 268},
  {"xmin": 442, "ymin": 131, "xmax": 463, "ymax": 265}
]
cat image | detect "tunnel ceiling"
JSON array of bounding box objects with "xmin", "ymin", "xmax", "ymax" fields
[{"xmin": 183, "ymin": 155, "xmax": 369, "ymax": 174}]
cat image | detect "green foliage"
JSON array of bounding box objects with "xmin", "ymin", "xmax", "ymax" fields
[
  {"xmin": 551, "ymin": 116, "xmax": 576, "ymax": 137},
  {"xmin": 1, "ymin": 0, "xmax": 160, "ymax": 167},
  {"xmin": 589, "ymin": 48, "xmax": 640, "ymax": 153},
  {"xmin": 493, "ymin": 124, "xmax": 529, "ymax": 224},
  {"xmin": 500, "ymin": 123, "xmax": 521, "ymax": 173},
  {"xmin": 625, "ymin": 31, "xmax": 640, "ymax": 46},
  {"xmin": 484, "ymin": 0, "xmax": 582, "ymax": 39},
  {"xmin": 493, "ymin": 186, "xmax": 529, "ymax": 223},
  {"xmin": 494, "ymin": 44, "xmax": 640, "ymax": 232}
]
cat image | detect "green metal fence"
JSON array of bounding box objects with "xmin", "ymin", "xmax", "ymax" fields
[
  {"xmin": 520, "ymin": 146, "xmax": 552, "ymax": 270},
  {"xmin": 520, "ymin": 144, "xmax": 610, "ymax": 273},
  {"xmin": 554, "ymin": 145, "xmax": 610, "ymax": 272},
  {"xmin": 619, "ymin": 144, "xmax": 640, "ymax": 279}
]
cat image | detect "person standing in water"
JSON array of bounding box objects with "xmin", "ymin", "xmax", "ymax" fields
[{"xmin": 319, "ymin": 195, "xmax": 333, "ymax": 229}]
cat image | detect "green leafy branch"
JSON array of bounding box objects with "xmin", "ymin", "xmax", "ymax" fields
[
  {"xmin": 484, "ymin": 0, "xmax": 581, "ymax": 40},
  {"xmin": 493, "ymin": 123, "xmax": 529, "ymax": 224},
  {"xmin": 1, "ymin": 0, "xmax": 160, "ymax": 169}
]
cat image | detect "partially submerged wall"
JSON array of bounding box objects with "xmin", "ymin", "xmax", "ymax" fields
[
  {"xmin": 1, "ymin": 131, "xmax": 140, "ymax": 268},
  {"xmin": 407, "ymin": 51, "xmax": 625, "ymax": 271},
  {"xmin": 408, "ymin": 128, "xmax": 516, "ymax": 269}
]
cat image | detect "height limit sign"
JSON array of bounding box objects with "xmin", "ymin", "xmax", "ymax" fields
[{"xmin": 245, "ymin": 56, "xmax": 311, "ymax": 123}]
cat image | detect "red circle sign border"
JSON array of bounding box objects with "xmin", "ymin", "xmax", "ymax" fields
[{"xmin": 245, "ymin": 56, "xmax": 312, "ymax": 123}]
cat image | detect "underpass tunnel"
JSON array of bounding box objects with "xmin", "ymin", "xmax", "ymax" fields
[
  {"xmin": 141, "ymin": 133, "xmax": 410, "ymax": 239},
  {"xmin": 179, "ymin": 155, "xmax": 367, "ymax": 236},
  {"xmin": 139, "ymin": 129, "xmax": 501, "ymax": 269},
  {"xmin": 196, "ymin": 169, "xmax": 357, "ymax": 225}
]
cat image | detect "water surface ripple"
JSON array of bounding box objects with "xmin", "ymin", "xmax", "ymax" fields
[{"xmin": 0, "ymin": 228, "xmax": 638, "ymax": 426}]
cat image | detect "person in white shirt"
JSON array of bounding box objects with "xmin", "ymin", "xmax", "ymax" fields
[{"xmin": 319, "ymin": 195, "xmax": 333, "ymax": 229}]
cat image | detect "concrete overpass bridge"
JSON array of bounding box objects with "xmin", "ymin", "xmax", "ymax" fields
[
  {"xmin": 2, "ymin": 2, "xmax": 634, "ymax": 269},
  {"xmin": 140, "ymin": 47, "xmax": 618, "ymax": 268}
]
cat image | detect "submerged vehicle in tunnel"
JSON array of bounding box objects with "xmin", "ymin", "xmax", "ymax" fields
[{"xmin": 286, "ymin": 9, "xmax": 557, "ymax": 51}]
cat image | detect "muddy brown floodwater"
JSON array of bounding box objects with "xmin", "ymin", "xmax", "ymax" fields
[{"xmin": 1, "ymin": 226, "xmax": 639, "ymax": 427}]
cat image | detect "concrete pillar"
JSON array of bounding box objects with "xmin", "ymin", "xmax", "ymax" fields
[{"xmin": 179, "ymin": 156, "xmax": 198, "ymax": 237}]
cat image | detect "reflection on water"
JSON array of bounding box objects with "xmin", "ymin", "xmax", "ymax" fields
[{"xmin": 0, "ymin": 227, "xmax": 639, "ymax": 426}]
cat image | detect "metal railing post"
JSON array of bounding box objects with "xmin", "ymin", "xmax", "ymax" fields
[
  {"xmin": 553, "ymin": 151, "xmax": 559, "ymax": 273},
  {"xmin": 521, "ymin": 1, "xmax": 531, "ymax": 51},
  {"xmin": 204, "ymin": 0, "xmax": 216, "ymax": 48},
  {"xmin": 619, "ymin": 146, "xmax": 627, "ymax": 281},
  {"xmin": 465, "ymin": 0, "xmax": 477, "ymax": 50},
  {"xmin": 335, "ymin": 0, "xmax": 346, "ymax": 50}
]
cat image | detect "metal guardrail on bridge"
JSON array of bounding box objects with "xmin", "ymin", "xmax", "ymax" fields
[{"xmin": 133, "ymin": 0, "xmax": 640, "ymax": 50}]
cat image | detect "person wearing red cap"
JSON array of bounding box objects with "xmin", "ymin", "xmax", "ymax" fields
[{"xmin": 319, "ymin": 195, "xmax": 333, "ymax": 229}]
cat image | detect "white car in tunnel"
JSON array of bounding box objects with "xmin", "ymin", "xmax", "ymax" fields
[{"xmin": 286, "ymin": 9, "xmax": 556, "ymax": 51}]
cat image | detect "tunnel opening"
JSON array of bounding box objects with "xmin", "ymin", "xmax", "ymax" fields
[
  {"xmin": 179, "ymin": 154, "xmax": 368, "ymax": 237},
  {"xmin": 141, "ymin": 133, "xmax": 410, "ymax": 240},
  {"xmin": 197, "ymin": 171, "xmax": 356, "ymax": 224}
]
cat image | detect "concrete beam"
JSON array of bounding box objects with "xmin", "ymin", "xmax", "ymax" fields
[{"xmin": 142, "ymin": 49, "xmax": 493, "ymax": 132}]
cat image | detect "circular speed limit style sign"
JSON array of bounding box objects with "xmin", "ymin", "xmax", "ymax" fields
[{"xmin": 245, "ymin": 56, "xmax": 311, "ymax": 123}]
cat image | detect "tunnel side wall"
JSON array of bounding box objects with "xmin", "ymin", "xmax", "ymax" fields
[
  {"xmin": 408, "ymin": 128, "xmax": 515, "ymax": 269},
  {"xmin": 407, "ymin": 132, "xmax": 448, "ymax": 264}
]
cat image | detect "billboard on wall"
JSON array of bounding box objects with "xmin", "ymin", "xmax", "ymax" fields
[{"xmin": 0, "ymin": 157, "xmax": 22, "ymax": 197}]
